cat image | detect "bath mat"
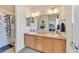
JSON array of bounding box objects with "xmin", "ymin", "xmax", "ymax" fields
[{"xmin": 0, "ymin": 44, "xmax": 14, "ymax": 53}]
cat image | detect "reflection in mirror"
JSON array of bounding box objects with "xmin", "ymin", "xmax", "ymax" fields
[
  {"xmin": 26, "ymin": 17, "xmax": 36, "ymax": 32},
  {"xmin": 25, "ymin": 14, "xmax": 66, "ymax": 34},
  {"xmin": 37, "ymin": 15, "xmax": 48, "ymax": 33},
  {"xmin": 48, "ymin": 14, "xmax": 59, "ymax": 33},
  {"xmin": 30, "ymin": 17, "xmax": 35, "ymax": 32},
  {"xmin": 26, "ymin": 17, "xmax": 30, "ymax": 26}
]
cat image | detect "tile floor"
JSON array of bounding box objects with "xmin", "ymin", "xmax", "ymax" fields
[
  {"xmin": 3, "ymin": 47, "xmax": 15, "ymax": 53},
  {"xmin": 18, "ymin": 47, "xmax": 40, "ymax": 53},
  {"xmin": 3, "ymin": 47, "xmax": 40, "ymax": 53}
]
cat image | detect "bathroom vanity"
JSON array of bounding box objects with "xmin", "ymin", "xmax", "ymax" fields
[
  {"xmin": 24, "ymin": 33, "xmax": 66, "ymax": 53},
  {"xmin": 24, "ymin": 14, "xmax": 66, "ymax": 53}
]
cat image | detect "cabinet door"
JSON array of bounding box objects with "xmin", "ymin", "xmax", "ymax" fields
[
  {"xmin": 24, "ymin": 35, "xmax": 36, "ymax": 49},
  {"xmin": 43, "ymin": 38, "xmax": 53, "ymax": 53},
  {"xmin": 52, "ymin": 39, "xmax": 66, "ymax": 53},
  {"xmin": 35, "ymin": 37, "xmax": 43, "ymax": 51},
  {"xmin": 24, "ymin": 35, "xmax": 30, "ymax": 47}
]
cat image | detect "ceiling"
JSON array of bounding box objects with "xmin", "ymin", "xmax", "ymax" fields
[
  {"xmin": 23, "ymin": 5, "xmax": 62, "ymax": 16},
  {"xmin": 0, "ymin": 5, "xmax": 15, "ymax": 12}
]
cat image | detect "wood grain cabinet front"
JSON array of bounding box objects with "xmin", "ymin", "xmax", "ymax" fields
[
  {"xmin": 52, "ymin": 39, "xmax": 66, "ymax": 53},
  {"xmin": 43, "ymin": 38, "xmax": 53, "ymax": 53},
  {"xmin": 24, "ymin": 35, "xmax": 36, "ymax": 49},
  {"xmin": 24, "ymin": 34, "xmax": 66, "ymax": 53},
  {"xmin": 35, "ymin": 37, "xmax": 43, "ymax": 51}
]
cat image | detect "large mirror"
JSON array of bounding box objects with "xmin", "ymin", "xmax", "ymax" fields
[
  {"xmin": 26, "ymin": 17, "xmax": 31, "ymax": 26},
  {"xmin": 25, "ymin": 14, "xmax": 65, "ymax": 34},
  {"xmin": 26, "ymin": 17, "xmax": 36, "ymax": 32},
  {"xmin": 48, "ymin": 14, "xmax": 58, "ymax": 33},
  {"xmin": 37, "ymin": 15, "xmax": 48, "ymax": 33}
]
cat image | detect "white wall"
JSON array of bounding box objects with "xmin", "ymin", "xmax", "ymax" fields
[
  {"xmin": 0, "ymin": 6, "xmax": 15, "ymax": 16},
  {"xmin": 63, "ymin": 6, "xmax": 74, "ymax": 52},
  {"xmin": 73, "ymin": 6, "xmax": 79, "ymax": 44},
  {"xmin": 15, "ymin": 6, "xmax": 25, "ymax": 52}
]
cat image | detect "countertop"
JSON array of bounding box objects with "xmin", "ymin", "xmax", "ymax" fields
[{"xmin": 24, "ymin": 32, "xmax": 66, "ymax": 40}]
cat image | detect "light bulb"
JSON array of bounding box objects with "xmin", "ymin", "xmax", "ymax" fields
[
  {"xmin": 35, "ymin": 12, "xmax": 40, "ymax": 16},
  {"xmin": 48, "ymin": 9, "xmax": 53, "ymax": 14},
  {"xmin": 32, "ymin": 12, "xmax": 40, "ymax": 17},
  {"xmin": 53, "ymin": 8, "xmax": 58, "ymax": 13},
  {"xmin": 26, "ymin": 15, "xmax": 30, "ymax": 17},
  {"xmin": 32, "ymin": 13, "xmax": 36, "ymax": 17}
]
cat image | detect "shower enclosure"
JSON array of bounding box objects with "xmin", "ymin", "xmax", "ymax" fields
[{"xmin": 0, "ymin": 13, "xmax": 15, "ymax": 50}]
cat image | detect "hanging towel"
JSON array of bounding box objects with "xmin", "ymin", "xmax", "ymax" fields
[
  {"xmin": 61, "ymin": 23, "xmax": 65, "ymax": 32},
  {"xmin": 57, "ymin": 24, "xmax": 60, "ymax": 30}
]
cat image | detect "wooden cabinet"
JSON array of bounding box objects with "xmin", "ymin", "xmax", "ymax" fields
[
  {"xmin": 52, "ymin": 39, "xmax": 66, "ymax": 53},
  {"xmin": 43, "ymin": 38, "xmax": 53, "ymax": 53},
  {"xmin": 24, "ymin": 34, "xmax": 66, "ymax": 53},
  {"xmin": 35, "ymin": 37, "xmax": 43, "ymax": 51},
  {"xmin": 24, "ymin": 35, "xmax": 36, "ymax": 49}
]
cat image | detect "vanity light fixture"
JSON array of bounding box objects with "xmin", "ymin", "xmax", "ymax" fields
[
  {"xmin": 32, "ymin": 13, "xmax": 36, "ymax": 17},
  {"xmin": 32, "ymin": 12, "xmax": 40, "ymax": 17},
  {"xmin": 48, "ymin": 9, "xmax": 53, "ymax": 14},
  {"xmin": 26, "ymin": 15, "xmax": 30, "ymax": 17},
  {"xmin": 48, "ymin": 8, "xmax": 59, "ymax": 14},
  {"xmin": 53, "ymin": 8, "xmax": 58, "ymax": 13},
  {"xmin": 35, "ymin": 12, "xmax": 40, "ymax": 16}
]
